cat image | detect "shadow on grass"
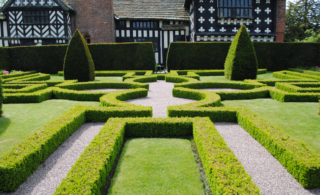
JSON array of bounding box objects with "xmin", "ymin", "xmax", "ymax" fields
[{"xmin": 0, "ymin": 116, "xmax": 10, "ymax": 136}]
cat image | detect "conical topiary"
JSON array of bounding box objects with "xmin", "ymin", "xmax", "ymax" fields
[
  {"xmin": 64, "ymin": 29, "xmax": 95, "ymax": 81},
  {"xmin": 224, "ymin": 25, "xmax": 258, "ymax": 80}
]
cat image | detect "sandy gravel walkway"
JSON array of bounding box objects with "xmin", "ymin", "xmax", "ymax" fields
[
  {"xmin": 126, "ymin": 80, "xmax": 196, "ymax": 117},
  {"xmin": 0, "ymin": 123, "xmax": 104, "ymax": 195},
  {"xmin": 214, "ymin": 122, "xmax": 320, "ymax": 195}
]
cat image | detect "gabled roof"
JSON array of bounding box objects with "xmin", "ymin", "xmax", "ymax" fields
[
  {"xmin": 0, "ymin": 0, "xmax": 74, "ymax": 12},
  {"xmin": 114, "ymin": 0, "xmax": 189, "ymax": 21}
]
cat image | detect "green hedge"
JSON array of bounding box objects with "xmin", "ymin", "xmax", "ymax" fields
[
  {"xmin": 0, "ymin": 71, "xmax": 37, "ymax": 79},
  {"xmin": 289, "ymin": 68, "xmax": 320, "ymax": 76},
  {"xmin": 245, "ymin": 78, "xmax": 317, "ymax": 86},
  {"xmin": 0, "ymin": 43, "xmax": 155, "ymax": 74},
  {"xmin": 3, "ymin": 84, "xmax": 48, "ymax": 93},
  {"xmin": 3, "ymin": 88, "xmax": 53, "ymax": 103},
  {"xmin": 0, "ymin": 77, "xmax": 2, "ymax": 116},
  {"xmin": 0, "ymin": 105, "xmax": 153, "ymax": 192},
  {"xmin": 269, "ymin": 87, "xmax": 320, "ymax": 102},
  {"xmin": 54, "ymin": 117, "xmax": 259, "ymax": 194},
  {"xmin": 193, "ymin": 117, "xmax": 259, "ymax": 194},
  {"xmin": 275, "ymin": 82, "xmax": 320, "ymax": 93},
  {"xmin": 7, "ymin": 80, "xmax": 67, "ymax": 87},
  {"xmin": 166, "ymin": 42, "xmax": 320, "ymax": 72},
  {"xmin": 237, "ymin": 107, "xmax": 320, "ymax": 188},
  {"xmin": 273, "ymin": 71, "xmax": 320, "ymax": 81}
]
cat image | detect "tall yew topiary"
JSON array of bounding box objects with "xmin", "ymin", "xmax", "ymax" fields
[
  {"xmin": 224, "ymin": 25, "xmax": 258, "ymax": 80},
  {"xmin": 0, "ymin": 77, "xmax": 3, "ymax": 117},
  {"xmin": 64, "ymin": 29, "xmax": 95, "ymax": 81}
]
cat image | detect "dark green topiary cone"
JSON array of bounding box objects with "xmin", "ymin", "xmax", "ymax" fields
[
  {"xmin": 224, "ymin": 25, "xmax": 258, "ymax": 80},
  {"xmin": 0, "ymin": 77, "xmax": 3, "ymax": 117},
  {"xmin": 64, "ymin": 29, "xmax": 95, "ymax": 82}
]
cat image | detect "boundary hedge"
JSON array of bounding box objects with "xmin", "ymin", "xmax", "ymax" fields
[
  {"xmin": 0, "ymin": 43, "xmax": 155, "ymax": 74},
  {"xmin": 166, "ymin": 42, "xmax": 320, "ymax": 71},
  {"xmin": 275, "ymin": 82, "xmax": 320, "ymax": 93},
  {"xmin": 0, "ymin": 77, "xmax": 2, "ymax": 116},
  {"xmin": 54, "ymin": 117, "xmax": 259, "ymax": 194}
]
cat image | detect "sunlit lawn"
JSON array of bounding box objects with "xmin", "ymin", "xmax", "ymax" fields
[
  {"xmin": 108, "ymin": 138, "xmax": 204, "ymax": 195},
  {"xmin": 0, "ymin": 100, "xmax": 100, "ymax": 156},
  {"xmin": 223, "ymin": 99, "xmax": 320, "ymax": 154}
]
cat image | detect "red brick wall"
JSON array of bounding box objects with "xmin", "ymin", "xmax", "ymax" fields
[
  {"xmin": 276, "ymin": 0, "xmax": 286, "ymax": 42},
  {"xmin": 69, "ymin": 0, "xmax": 115, "ymax": 43}
]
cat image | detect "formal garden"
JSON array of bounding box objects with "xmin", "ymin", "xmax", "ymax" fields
[{"xmin": 0, "ymin": 26, "xmax": 319, "ymax": 194}]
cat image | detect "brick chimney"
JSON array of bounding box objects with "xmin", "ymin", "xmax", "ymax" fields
[
  {"xmin": 276, "ymin": 0, "xmax": 286, "ymax": 42},
  {"xmin": 68, "ymin": 0, "xmax": 115, "ymax": 43}
]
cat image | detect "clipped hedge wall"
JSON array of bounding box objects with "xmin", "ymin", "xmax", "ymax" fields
[
  {"xmin": 167, "ymin": 42, "xmax": 320, "ymax": 72},
  {"xmin": 0, "ymin": 77, "xmax": 2, "ymax": 116},
  {"xmin": 0, "ymin": 43, "xmax": 155, "ymax": 74}
]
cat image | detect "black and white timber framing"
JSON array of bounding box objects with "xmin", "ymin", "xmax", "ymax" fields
[
  {"xmin": 0, "ymin": 0, "xmax": 73, "ymax": 47},
  {"xmin": 115, "ymin": 20, "xmax": 190, "ymax": 65},
  {"xmin": 186, "ymin": 0, "xmax": 277, "ymax": 41}
]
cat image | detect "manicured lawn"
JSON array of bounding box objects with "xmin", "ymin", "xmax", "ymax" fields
[
  {"xmin": 223, "ymin": 99, "xmax": 320, "ymax": 154},
  {"xmin": 200, "ymin": 72, "xmax": 275, "ymax": 82},
  {"xmin": 50, "ymin": 74, "xmax": 122, "ymax": 82},
  {"xmin": 0, "ymin": 100, "xmax": 100, "ymax": 156},
  {"xmin": 108, "ymin": 138, "xmax": 205, "ymax": 195}
]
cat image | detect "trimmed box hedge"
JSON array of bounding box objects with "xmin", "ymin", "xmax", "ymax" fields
[
  {"xmin": 0, "ymin": 77, "xmax": 2, "ymax": 116},
  {"xmin": 275, "ymin": 82, "xmax": 320, "ymax": 93},
  {"xmin": 54, "ymin": 117, "xmax": 259, "ymax": 194},
  {"xmin": 0, "ymin": 105, "xmax": 153, "ymax": 192},
  {"xmin": 0, "ymin": 71, "xmax": 37, "ymax": 79},
  {"xmin": 166, "ymin": 42, "xmax": 320, "ymax": 72},
  {"xmin": 0, "ymin": 43, "xmax": 155, "ymax": 74},
  {"xmin": 3, "ymin": 88, "xmax": 53, "ymax": 103},
  {"xmin": 3, "ymin": 84, "xmax": 48, "ymax": 93}
]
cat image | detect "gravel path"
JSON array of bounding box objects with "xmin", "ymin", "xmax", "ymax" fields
[
  {"xmin": 126, "ymin": 80, "xmax": 196, "ymax": 117},
  {"xmin": 214, "ymin": 122, "xmax": 320, "ymax": 195},
  {"xmin": 1, "ymin": 123, "xmax": 104, "ymax": 195},
  {"xmin": 200, "ymin": 88, "xmax": 244, "ymax": 91}
]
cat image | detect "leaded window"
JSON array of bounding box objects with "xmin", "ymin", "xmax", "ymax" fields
[
  {"xmin": 132, "ymin": 21, "xmax": 158, "ymax": 29},
  {"xmin": 23, "ymin": 11, "xmax": 48, "ymax": 24},
  {"xmin": 217, "ymin": 0, "xmax": 253, "ymax": 18}
]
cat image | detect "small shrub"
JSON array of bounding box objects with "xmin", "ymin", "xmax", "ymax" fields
[
  {"xmin": 224, "ymin": 25, "xmax": 258, "ymax": 80},
  {"xmin": 64, "ymin": 29, "xmax": 95, "ymax": 82}
]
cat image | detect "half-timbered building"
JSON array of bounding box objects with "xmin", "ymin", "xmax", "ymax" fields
[
  {"xmin": 0, "ymin": 0, "xmax": 74, "ymax": 47},
  {"xmin": 0, "ymin": 0, "xmax": 285, "ymax": 65},
  {"xmin": 113, "ymin": 0, "xmax": 190, "ymax": 65}
]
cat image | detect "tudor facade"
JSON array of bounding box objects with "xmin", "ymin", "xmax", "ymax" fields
[
  {"xmin": 0, "ymin": 0, "xmax": 73, "ymax": 47},
  {"xmin": 0, "ymin": 0, "xmax": 285, "ymax": 65}
]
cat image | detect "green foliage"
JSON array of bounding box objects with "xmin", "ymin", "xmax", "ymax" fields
[
  {"xmin": 167, "ymin": 42, "xmax": 320, "ymax": 71},
  {"xmin": 295, "ymin": 29, "xmax": 320, "ymax": 43},
  {"xmin": 2, "ymin": 73, "xmax": 50, "ymax": 83},
  {"xmin": 273, "ymin": 70, "xmax": 320, "ymax": 81},
  {"xmin": 0, "ymin": 77, "xmax": 2, "ymax": 117},
  {"xmin": 0, "ymin": 71, "xmax": 36, "ymax": 79},
  {"xmin": 3, "ymin": 88, "xmax": 53, "ymax": 103},
  {"xmin": 285, "ymin": 0, "xmax": 320, "ymax": 42},
  {"xmin": 275, "ymin": 82, "xmax": 320, "ymax": 93},
  {"xmin": 54, "ymin": 117, "xmax": 259, "ymax": 194},
  {"xmin": 193, "ymin": 117, "xmax": 260, "ymax": 194},
  {"xmin": 269, "ymin": 87, "xmax": 320, "ymax": 102},
  {"xmin": 3, "ymin": 84, "xmax": 48, "ymax": 93},
  {"xmin": 237, "ymin": 107, "xmax": 320, "ymax": 188},
  {"xmin": 64, "ymin": 30, "xmax": 95, "ymax": 82},
  {"xmin": 224, "ymin": 25, "xmax": 258, "ymax": 80}
]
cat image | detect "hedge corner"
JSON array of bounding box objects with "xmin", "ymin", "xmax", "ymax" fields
[
  {"xmin": 224, "ymin": 25, "xmax": 258, "ymax": 80},
  {"xmin": 63, "ymin": 29, "xmax": 95, "ymax": 82}
]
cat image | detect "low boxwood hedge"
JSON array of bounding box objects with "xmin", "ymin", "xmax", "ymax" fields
[
  {"xmin": 3, "ymin": 84, "xmax": 48, "ymax": 93},
  {"xmin": 3, "ymin": 88, "xmax": 53, "ymax": 103},
  {"xmin": 275, "ymin": 82, "xmax": 320, "ymax": 93},
  {"xmin": 54, "ymin": 117, "xmax": 259, "ymax": 194},
  {"xmin": 0, "ymin": 77, "xmax": 2, "ymax": 116},
  {"xmin": 273, "ymin": 71, "xmax": 319, "ymax": 81},
  {"xmin": 269, "ymin": 87, "xmax": 320, "ymax": 102},
  {"xmin": 0, "ymin": 105, "xmax": 153, "ymax": 192},
  {"xmin": 0, "ymin": 71, "xmax": 37, "ymax": 79},
  {"xmin": 245, "ymin": 79, "xmax": 317, "ymax": 86}
]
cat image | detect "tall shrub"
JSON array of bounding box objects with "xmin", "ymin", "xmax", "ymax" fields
[
  {"xmin": 64, "ymin": 29, "xmax": 95, "ymax": 81},
  {"xmin": 0, "ymin": 77, "xmax": 3, "ymax": 117},
  {"xmin": 224, "ymin": 25, "xmax": 258, "ymax": 80}
]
